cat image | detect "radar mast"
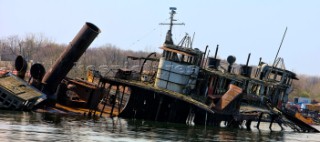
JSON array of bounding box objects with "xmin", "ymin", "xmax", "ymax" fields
[{"xmin": 159, "ymin": 7, "xmax": 185, "ymax": 45}]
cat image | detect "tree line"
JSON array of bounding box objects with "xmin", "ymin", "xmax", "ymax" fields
[
  {"xmin": 0, "ymin": 34, "xmax": 319, "ymax": 102},
  {"xmin": 0, "ymin": 34, "xmax": 156, "ymax": 77}
]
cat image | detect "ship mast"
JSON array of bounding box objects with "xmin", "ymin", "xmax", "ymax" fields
[{"xmin": 159, "ymin": 7, "xmax": 185, "ymax": 45}]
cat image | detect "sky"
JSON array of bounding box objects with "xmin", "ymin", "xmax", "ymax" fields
[{"xmin": 1, "ymin": 0, "xmax": 320, "ymax": 76}]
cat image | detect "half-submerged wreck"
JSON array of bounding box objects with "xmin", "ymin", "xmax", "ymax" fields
[
  {"xmin": 91, "ymin": 8, "xmax": 319, "ymax": 132},
  {"xmin": 0, "ymin": 22, "xmax": 100, "ymax": 111},
  {"xmin": 1, "ymin": 8, "xmax": 318, "ymax": 133},
  {"xmin": 0, "ymin": 56, "xmax": 46, "ymax": 110},
  {"xmin": 0, "ymin": 73, "xmax": 46, "ymax": 110}
]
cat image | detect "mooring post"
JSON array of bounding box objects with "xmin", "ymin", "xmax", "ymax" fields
[{"xmin": 110, "ymin": 85, "xmax": 119, "ymax": 117}]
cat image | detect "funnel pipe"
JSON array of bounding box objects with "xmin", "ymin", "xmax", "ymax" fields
[
  {"xmin": 15, "ymin": 55, "xmax": 27, "ymax": 79},
  {"xmin": 42, "ymin": 22, "xmax": 100, "ymax": 96}
]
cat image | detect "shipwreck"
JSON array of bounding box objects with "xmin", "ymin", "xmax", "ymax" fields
[{"xmin": 0, "ymin": 8, "xmax": 318, "ymax": 133}]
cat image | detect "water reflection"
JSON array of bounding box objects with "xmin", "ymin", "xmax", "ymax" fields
[{"xmin": 0, "ymin": 110, "xmax": 318, "ymax": 141}]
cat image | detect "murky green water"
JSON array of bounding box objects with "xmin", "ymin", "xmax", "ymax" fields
[{"xmin": 0, "ymin": 110, "xmax": 319, "ymax": 142}]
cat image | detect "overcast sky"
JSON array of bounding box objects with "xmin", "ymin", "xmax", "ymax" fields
[{"xmin": 1, "ymin": 0, "xmax": 320, "ymax": 76}]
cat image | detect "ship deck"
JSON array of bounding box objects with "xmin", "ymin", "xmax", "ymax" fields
[{"xmin": 99, "ymin": 77, "xmax": 215, "ymax": 114}]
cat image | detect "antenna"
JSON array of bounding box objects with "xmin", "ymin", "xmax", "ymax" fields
[
  {"xmin": 214, "ymin": 44, "xmax": 219, "ymax": 59},
  {"xmin": 204, "ymin": 49, "xmax": 210, "ymax": 68},
  {"xmin": 190, "ymin": 32, "xmax": 195, "ymax": 48},
  {"xmin": 159, "ymin": 7, "xmax": 185, "ymax": 44},
  {"xmin": 159, "ymin": 7, "xmax": 185, "ymax": 31},
  {"xmin": 265, "ymin": 27, "xmax": 287, "ymax": 80},
  {"xmin": 272, "ymin": 27, "xmax": 287, "ymax": 67}
]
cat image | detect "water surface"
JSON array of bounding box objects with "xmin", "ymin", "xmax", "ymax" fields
[{"xmin": 0, "ymin": 110, "xmax": 319, "ymax": 141}]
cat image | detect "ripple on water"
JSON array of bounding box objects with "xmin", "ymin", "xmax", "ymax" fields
[{"xmin": 0, "ymin": 110, "xmax": 319, "ymax": 142}]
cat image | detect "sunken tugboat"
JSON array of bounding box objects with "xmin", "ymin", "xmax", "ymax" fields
[
  {"xmin": 1, "ymin": 8, "xmax": 317, "ymax": 133},
  {"xmin": 96, "ymin": 7, "xmax": 319, "ymax": 132}
]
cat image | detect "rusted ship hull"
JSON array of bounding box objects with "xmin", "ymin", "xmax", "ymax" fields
[
  {"xmin": 119, "ymin": 85, "xmax": 211, "ymax": 124},
  {"xmin": 1, "ymin": 8, "xmax": 318, "ymax": 134},
  {"xmin": 99, "ymin": 77, "xmax": 243, "ymax": 126},
  {"xmin": 119, "ymin": 90, "xmax": 239, "ymax": 126}
]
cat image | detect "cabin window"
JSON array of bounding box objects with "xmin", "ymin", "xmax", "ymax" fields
[
  {"xmin": 268, "ymin": 72, "xmax": 282, "ymax": 82},
  {"xmin": 163, "ymin": 51, "xmax": 172, "ymax": 60},
  {"xmin": 163, "ymin": 49, "xmax": 200, "ymax": 66},
  {"xmin": 288, "ymin": 79, "xmax": 293, "ymax": 85},
  {"xmin": 248, "ymin": 82, "xmax": 260, "ymax": 95},
  {"xmin": 287, "ymin": 78, "xmax": 291, "ymax": 85},
  {"xmin": 162, "ymin": 50, "xmax": 166, "ymax": 57}
]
